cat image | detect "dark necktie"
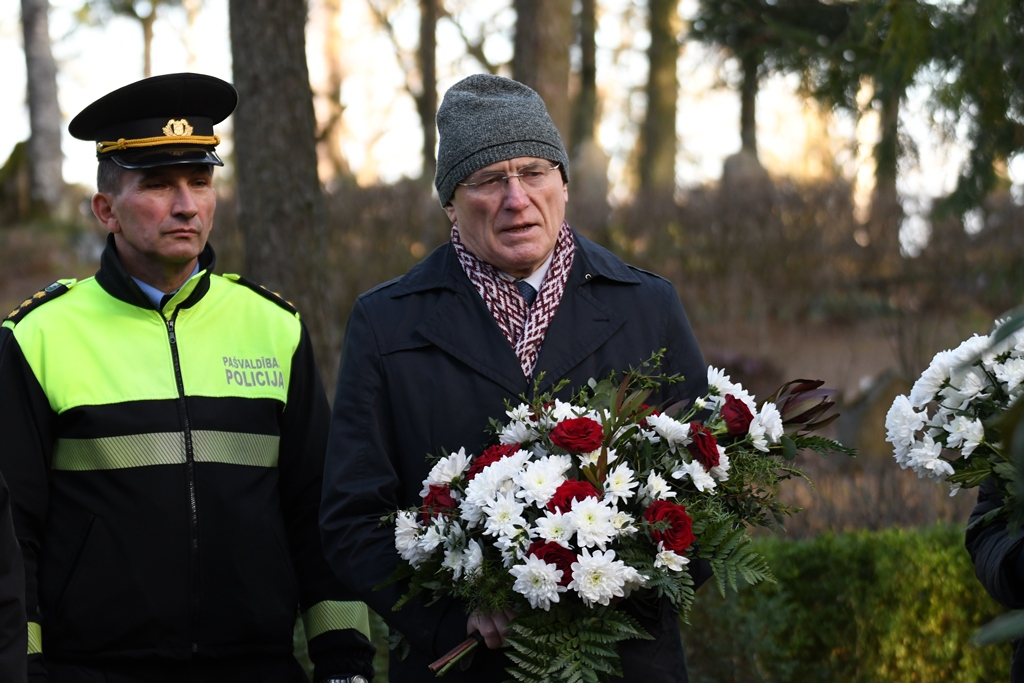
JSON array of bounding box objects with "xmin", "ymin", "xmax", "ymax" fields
[{"xmin": 515, "ymin": 279, "xmax": 537, "ymax": 306}]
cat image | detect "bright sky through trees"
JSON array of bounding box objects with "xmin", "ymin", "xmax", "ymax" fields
[{"xmin": 2, "ymin": 0, "xmax": 1010, "ymax": 254}]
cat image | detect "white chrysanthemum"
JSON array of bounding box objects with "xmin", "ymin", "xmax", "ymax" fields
[
  {"xmin": 646, "ymin": 413, "xmax": 691, "ymax": 450},
  {"xmin": 549, "ymin": 399, "xmax": 583, "ymax": 423},
  {"xmin": 910, "ymin": 349, "xmax": 954, "ymax": 408},
  {"xmin": 529, "ymin": 443, "xmax": 551, "ymax": 461},
  {"xmin": 995, "ymin": 358, "xmax": 1024, "ymax": 395},
  {"xmin": 654, "ymin": 541, "xmax": 690, "ymax": 572},
  {"xmin": 578, "ymin": 447, "xmax": 619, "ymax": 468},
  {"xmin": 510, "ymin": 555, "xmax": 566, "ymax": 610},
  {"xmin": 693, "ymin": 396, "xmax": 707, "ymax": 411},
  {"xmin": 671, "ymin": 459, "xmax": 717, "ymax": 492},
  {"xmin": 611, "ymin": 511, "xmax": 638, "ymax": 537},
  {"xmin": 568, "ymin": 548, "xmax": 635, "ymax": 607},
  {"xmin": 710, "ymin": 450, "xmax": 731, "ymax": 482},
  {"xmin": 515, "ymin": 454, "xmax": 572, "ymax": 507},
  {"xmin": 940, "ymin": 365, "xmax": 991, "ymax": 411},
  {"xmin": 986, "ymin": 323, "xmax": 1020, "ymax": 359},
  {"xmin": 443, "ymin": 543, "xmax": 469, "ymax": 579},
  {"xmin": 885, "ymin": 395, "xmax": 927, "ymax": 464},
  {"xmin": 418, "ymin": 516, "xmax": 449, "ymax": 553},
  {"xmin": 906, "ymin": 434, "xmax": 954, "ymax": 481},
  {"xmin": 620, "ymin": 565, "xmax": 648, "ymax": 599},
  {"xmin": 482, "ymin": 490, "xmax": 528, "ymax": 539},
  {"xmin": 461, "ymin": 450, "xmax": 531, "ymax": 527},
  {"xmin": 394, "ymin": 510, "xmax": 430, "ymax": 567},
  {"xmin": 949, "ymin": 334, "xmax": 992, "ymax": 370},
  {"xmin": 706, "ymin": 367, "xmax": 757, "ymax": 411},
  {"xmin": 495, "ymin": 531, "xmax": 530, "ymax": 567},
  {"xmin": 500, "ymin": 420, "xmax": 538, "ymax": 445},
  {"xmin": 639, "ymin": 471, "xmax": 674, "ymax": 503},
  {"xmin": 603, "ymin": 463, "xmax": 638, "ymax": 505},
  {"xmin": 570, "ymin": 496, "xmax": 618, "ymax": 550},
  {"xmin": 748, "ymin": 403, "xmax": 783, "ymax": 452},
  {"xmin": 532, "ymin": 509, "xmax": 577, "ymax": 547},
  {"xmin": 707, "ymin": 366, "xmax": 734, "ymax": 396},
  {"xmin": 419, "ymin": 447, "xmax": 470, "ymax": 497},
  {"xmin": 461, "ymin": 539, "xmax": 484, "ymax": 578},
  {"xmin": 506, "ymin": 403, "xmax": 533, "ymax": 422},
  {"xmin": 944, "ymin": 416, "xmax": 985, "ymax": 457}
]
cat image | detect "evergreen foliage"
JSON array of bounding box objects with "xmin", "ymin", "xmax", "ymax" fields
[{"xmin": 682, "ymin": 525, "xmax": 1012, "ymax": 682}]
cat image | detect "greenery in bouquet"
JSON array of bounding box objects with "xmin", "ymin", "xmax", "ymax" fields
[
  {"xmin": 885, "ymin": 315, "xmax": 1024, "ymax": 522},
  {"xmin": 385, "ymin": 353, "xmax": 853, "ymax": 682}
]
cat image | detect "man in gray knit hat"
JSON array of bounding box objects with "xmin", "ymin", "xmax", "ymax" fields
[{"xmin": 322, "ymin": 73, "xmax": 709, "ymax": 682}]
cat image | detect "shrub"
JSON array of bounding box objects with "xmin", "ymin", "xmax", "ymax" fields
[{"xmin": 682, "ymin": 525, "xmax": 1012, "ymax": 682}]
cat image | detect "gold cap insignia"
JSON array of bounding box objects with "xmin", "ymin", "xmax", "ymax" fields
[{"xmin": 162, "ymin": 119, "xmax": 194, "ymax": 137}]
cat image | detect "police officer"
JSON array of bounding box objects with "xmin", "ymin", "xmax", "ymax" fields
[{"xmin": 0, "ymin": 73, "xmax": 373, "ymax": 683}]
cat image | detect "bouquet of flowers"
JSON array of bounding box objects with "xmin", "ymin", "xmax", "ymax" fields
[
  {"xmin": 885, "ymin": 316, "xmax": 1024, "ymax": 504},
  {"xmin": 387, "ymin": 355, "xmax": 851, "ymax": 682}
]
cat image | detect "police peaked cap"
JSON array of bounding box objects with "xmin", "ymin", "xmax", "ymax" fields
[{"xmin": 69, "ymin": 72, "xmax": 237, "ymax": 169}]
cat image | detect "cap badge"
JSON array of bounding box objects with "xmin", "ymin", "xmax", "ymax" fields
[{"xmin": 162, "ymin": 119, "xmax": 194, "ymax": 137}]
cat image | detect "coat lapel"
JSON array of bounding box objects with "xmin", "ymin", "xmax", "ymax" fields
[
  {"xmin": 414, "ymin": 261, "xmax": 530, "ymax": 397},
  {"xmin": 532, "ymin": 269, "xmax": 626, "ymax": 395}
]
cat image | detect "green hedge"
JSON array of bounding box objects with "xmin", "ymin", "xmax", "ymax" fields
[{"xmin": 681, "ymin": 525, "xmax": 1013, "ymax": 683}]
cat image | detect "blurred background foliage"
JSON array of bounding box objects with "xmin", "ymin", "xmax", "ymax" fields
[
  {"xmin": 682, "ymin": 526, "xmax": 1012, "ymax": 682},
  {"xmin": 7, "ymin": 0, "xmax": 1024, "ymax": 681}
]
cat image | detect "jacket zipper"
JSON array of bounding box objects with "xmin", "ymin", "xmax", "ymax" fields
[{"xmin": 166, "ymin": 312, "xmax": 201, "ymax": 653}]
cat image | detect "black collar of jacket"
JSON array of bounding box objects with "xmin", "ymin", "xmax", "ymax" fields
[
  {"xmin": 384, "ymin": 228, "xmax": 641, "ymax": 299},
  {"xmin": 95, "ymin": 232, "xmax": 216, "ymax": 311}
]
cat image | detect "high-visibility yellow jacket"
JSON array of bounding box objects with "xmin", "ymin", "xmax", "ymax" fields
[{"xmin": 0, "ymin": 236, "xmax": 374, "ymax": 679}]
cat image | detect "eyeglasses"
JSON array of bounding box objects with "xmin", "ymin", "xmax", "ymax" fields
[{"xmin": 457, "ymin": 163, "xmax": 562, "ymax": 197}]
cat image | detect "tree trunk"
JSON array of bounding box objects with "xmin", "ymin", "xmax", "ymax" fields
[
  {"xmin": 866, "ymin": 82, "xmax": 903, "ymax": 270},
  {"xmin": 142, "ymin": 10, "xmax": 155, "ymax": 78},
  {"xmin": 569, "ymin": 0, "xmax": 597, "ymax": 159},
  {"xmin": 183, "ymin": 0, "xmax": 203, "ymax": 69},
  {"xmin": 316, "ymin": 0, "xmax": 349, "ymax": 181},
  {"xmin": 417, "ymin": 0, "xmax": 437, "ymax": 182},
  {"xmin": 20, "ymin": 0, "xmax": 63, "ymax": 212},
  {"xmin": 512, "ymin": 0, "xmax": 573, "ymax": 142},
  {"xmin": 739, "ymin": 49, "xmax": 758, "ymax": 157},
  {"xmin": 637, "ymin": 0, "xmax": 680, "ymax": 196},
  {"xmin": 229, "ymin": 0, "xmax": 334, "ymax": 369}
]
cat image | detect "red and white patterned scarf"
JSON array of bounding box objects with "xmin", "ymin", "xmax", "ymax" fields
[{"xmin": 452, "ymin": 222, "xmax": 575, "ymax": 377}]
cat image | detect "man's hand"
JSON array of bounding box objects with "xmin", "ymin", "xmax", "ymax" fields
[{"xmin": 467, "ymin": 608, "xmax": 516, "ymax": 649}]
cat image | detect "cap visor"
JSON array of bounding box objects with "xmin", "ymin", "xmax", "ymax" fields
[{"xmin": 109, "ymin": 147, "xmax": 224, "ymax": 169}]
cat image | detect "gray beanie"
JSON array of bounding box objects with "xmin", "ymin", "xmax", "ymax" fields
[{"xmin": 434, "ymin": 73, "xmax": 570, "ymax": 206}]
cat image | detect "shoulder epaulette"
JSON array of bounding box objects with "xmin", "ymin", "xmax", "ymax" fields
[
  {"xmin": 4, "ymin": 280, "xmax": 76, "ymax": 325},
  {"xmin": 223, "ymin": 274, "xmax": 300, "ymax": 316}
]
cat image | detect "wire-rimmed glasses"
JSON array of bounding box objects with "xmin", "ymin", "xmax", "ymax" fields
[{"xmin": 456, "ymin": 162, "xmax": 562, "ymax": 198}]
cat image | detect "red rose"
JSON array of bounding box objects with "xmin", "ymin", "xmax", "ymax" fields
[
  {"xmin": 721, "ymin": 395, "xmax": 754, "ymax": 436},
  {"xmin": 687, "ymin": 422, "xmax": 720, "ymax": 470},
  {"xmin": 527, "ymin": 541, "xmax": 577, "ymax": 586},
  {"xmin": 644, "ymin": 500, "xmax": 696, "ymax": 553},
  {"xmin": 420, "ymin": 484, "xmax": 457, "ymax": 523},
  {"xmin": 546, "ymin": 479, "xmax": 600, "ymax": 513},
  {"xmin": 550, "ymin": 417, "xmax": 605, "ymax": 453},
  {"xmin": 465, "ymin": 443, "xmax": 520, "ymax": 481}
]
